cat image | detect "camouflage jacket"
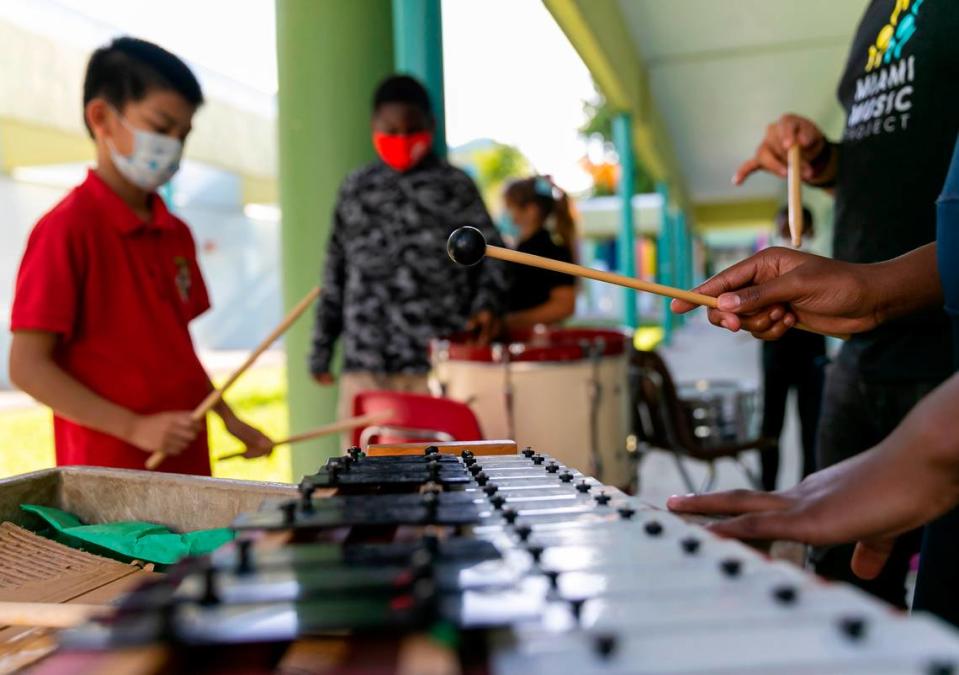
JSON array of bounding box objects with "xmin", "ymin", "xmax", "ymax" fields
[{"xmin": 309, "ymin": 155, "xmax": 508, "ymax": 375}]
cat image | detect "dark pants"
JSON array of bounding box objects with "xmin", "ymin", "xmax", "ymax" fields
[
  {"xmin": 914, "ymin": 493, "xmax": 959, "ymax": 626},
  {"xmin": 760, "ymin": 351, "xmax": 825, "ymax": 491},
  {"xmin": 811, "ymin": 358, "xmax": 938, "ymax": 609}
]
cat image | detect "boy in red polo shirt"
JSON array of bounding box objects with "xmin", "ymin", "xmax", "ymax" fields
[{"xmin": 9, "ymin": 37, "xmax": 273, "ymax": 475}]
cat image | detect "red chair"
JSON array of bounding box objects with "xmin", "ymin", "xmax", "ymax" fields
[{"xmin": 350, "ymin": 390, "xmax": 484, "ymax": 447}]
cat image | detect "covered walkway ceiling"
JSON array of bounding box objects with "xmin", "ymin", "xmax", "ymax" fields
[{"xmin": 545, "ymin": 0, "xmax": 869, "ymax": 229}]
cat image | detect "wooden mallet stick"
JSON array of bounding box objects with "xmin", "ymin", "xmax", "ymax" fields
[
  {"xmin": 145, "ymin": 285, "xmax": 322, "ymax": 470},
  {"xmin": 0, "ymin": 601, "xmax": 109, "ymax": 628},
  {"xmin": 216, "ymin": 409, "xmax": 393, "ymax": 462},
  {"xmin": 447, "ymin": 227, "xmax": 846, "ymax": 339},
  {"xmin": 787, "ymin": 144, "xmax": 803, "ymax": 248}
]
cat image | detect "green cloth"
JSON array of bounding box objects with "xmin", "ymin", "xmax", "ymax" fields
[{"xmin": 21, "ymin": 504, "xmax": 234, "ymax": 565}]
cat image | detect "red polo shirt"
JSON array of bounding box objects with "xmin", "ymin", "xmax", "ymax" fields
[{"xmin": 11, "ymin": 170, "xmax": 213, "ymax": 475}]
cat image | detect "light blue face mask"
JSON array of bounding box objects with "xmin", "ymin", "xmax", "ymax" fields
[
  {"xmin": 108, "ymin": 109, "xmax": 183, "ymax": 192},
  {"xmin": 498, "ymin": 211, "xmax": 520, "ymax": 240}
]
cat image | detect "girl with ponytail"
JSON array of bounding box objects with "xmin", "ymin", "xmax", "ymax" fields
[{"xmin": 501, "ymin": 176, "xmax": 578, "ymax": 329}]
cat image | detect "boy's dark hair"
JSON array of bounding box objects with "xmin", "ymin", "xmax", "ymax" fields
[
  {"xmin": 372, "ymin": 75, "xmax": 432, "ymax": 117},
  {"xmin": 775, "ymin": 204, "xmax": 815, "ymax": 239},
  {"xmin": 82, "ymin": 37, "xmax": 204, "ymax": 135}
]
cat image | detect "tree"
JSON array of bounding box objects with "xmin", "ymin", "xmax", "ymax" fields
[
  {"xmin": 450, "ymin": 141, "xmax": 532, "ymax": 210},
  {"xmin": 579, "ymin": 95, "xmax": 655, "ymax": 195}
]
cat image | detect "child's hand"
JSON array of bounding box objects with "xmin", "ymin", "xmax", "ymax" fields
[
  {"xmin": 225, "ymin": 418, "xmax": 275, "ymax": 459},
  {"xmin": 129, "ymin": 412, "xmax": 199, "ymax": 455},
  {"xmin": 667, "ymin": 369, "xmax": 959, "ymax": 581},
  {"xmin": 465, "ymin": 310, "xmax": 500, "ymax": 345}
]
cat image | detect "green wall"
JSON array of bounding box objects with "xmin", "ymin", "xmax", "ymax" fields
[{"xmin": 275, "ymin": 0, "xmax": 394, "ymax": 480}]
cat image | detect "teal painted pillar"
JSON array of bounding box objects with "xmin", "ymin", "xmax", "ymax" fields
[
  {"xmin": 682, "ymin": 216, "xmax": 695, "ymax": 289},
  {"xmin": 656, "ymin": 182, "xmax": 674, "ymax": 344},
  {"xmin": 276, "ymin": 0, "xmax": 394, "ymax": 480},
  {"xmin": 674, "ymin": 211, "xmax": 688, "ymax": 327},
  {"xmin": 392, "ymin": 0, "xmax": 447, "ymax": 156},
  {"xmin": 612, "ymin": 113, "xmax": 637, "ymax": 329}
]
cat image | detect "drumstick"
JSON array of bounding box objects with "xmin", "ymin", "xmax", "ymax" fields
[
  {"xmin": 787, "ymin": 144, "xmax": 803, "ymax": 248},
  {"xmin": 216, "ymin": 410, "xmax": 393, "ymax": 462},
  {"xmin": 145, "ymin": 285, "xmax": 323, "ymax": 470},
  {"xmin": 447, "ymin": 227, "xmax": 847, "ymax": 340},
  {"xmin": 0, "ymin": 601, "xmax": 109, "ymax": 628}
]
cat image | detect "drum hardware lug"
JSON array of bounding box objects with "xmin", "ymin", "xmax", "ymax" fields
[{"xmin": 582, "ymin": 339, "xmax": 605, "ymax": 480}]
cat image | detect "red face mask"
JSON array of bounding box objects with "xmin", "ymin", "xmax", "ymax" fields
[{"xmin": 373, "ymin": 131, "xmax": 433, "ymax": 172}]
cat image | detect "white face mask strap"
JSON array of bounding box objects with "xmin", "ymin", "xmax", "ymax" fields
[{"xmin": 106, "ymin": 104, "xmax": 135, "ymax": 133}]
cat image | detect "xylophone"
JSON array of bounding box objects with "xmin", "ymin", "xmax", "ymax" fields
[{"xmin": 51, "ymin": 443, "xmax": 959, "ymax": 673}]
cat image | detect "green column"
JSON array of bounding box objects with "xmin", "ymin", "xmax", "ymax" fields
[
  {"xmin": 392, "ymin": 0, "xmax": 447, "ymax": 156},
  {"xmin": 656, "ymin": 182, "xmax": 674, "ymax": 344},
  {"xmin": 276, "ymin": 0, "xmax": 394, "ymax": 480},
  {"xmin": 612, "ymin": 113, "xmax": 637, "ymax": 329}
]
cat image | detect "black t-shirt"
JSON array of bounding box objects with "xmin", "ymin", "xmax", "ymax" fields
[
  {"xmin": 834, "ymin": 0, "xmax": 959, "ymax": 382},
  {"xmin": 507, "ymin": 228, "xmax": 575, "ymax": 313}
]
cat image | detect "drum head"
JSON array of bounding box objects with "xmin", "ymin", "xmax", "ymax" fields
[{"xmin": 432, "ymin": 327, "xmax": 630, "ymax": 363}]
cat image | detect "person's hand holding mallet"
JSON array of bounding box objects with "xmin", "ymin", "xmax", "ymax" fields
[
  {"xmin": 787, "ymin": 144, "xmax": 803, "ymax": 247},
  {"xmin": 145, "ymin": 286, "xmax": 322, "ymax": 470},
  {"xmin": 446, "ymin": 227, "xmax": 843, "ymax": 339}
]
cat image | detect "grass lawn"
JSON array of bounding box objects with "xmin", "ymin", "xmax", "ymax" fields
[{"xmin": 0, "ymin": 365, "xmax": 293, "ymax": 484}]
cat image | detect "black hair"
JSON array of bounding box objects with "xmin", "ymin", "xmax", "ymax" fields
[
  {"xmin": 372, "ymin": 75, "xmax": 432, "ymax": 117},
  {"xmin": 775, "ymin": 205, "xmax": 815, "ymax": 238},
  {"xmin": 82, "ymin": 37, "xmax": 204, "ymax": 135}
]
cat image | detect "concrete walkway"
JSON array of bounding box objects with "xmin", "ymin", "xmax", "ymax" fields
[{"xmin": 636, "ymin": 313, "xmax": 805, "ymax": 508}]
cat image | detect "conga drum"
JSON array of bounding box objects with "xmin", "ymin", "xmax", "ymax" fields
[{"xmin": 431, "ymin": 327, "xmax": 633, "ymax": 488}]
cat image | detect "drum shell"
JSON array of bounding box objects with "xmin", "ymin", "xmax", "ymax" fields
[{"xmin": 433, "ymin": 350, "xmax": 632, "ymax": 488}]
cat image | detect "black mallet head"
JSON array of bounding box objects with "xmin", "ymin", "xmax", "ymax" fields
[{"xmin": 447, "ymin": 226, "xmax": 487, "ymax": 266}]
